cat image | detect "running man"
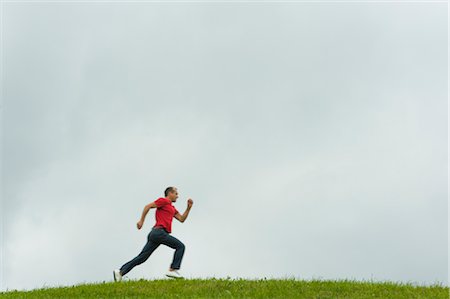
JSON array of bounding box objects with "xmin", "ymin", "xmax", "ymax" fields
[{"xmin": 113, "ymin": 186, "xmax": 193, "ymax": 281}]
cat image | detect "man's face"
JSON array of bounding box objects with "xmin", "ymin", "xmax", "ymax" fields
[{"xmin": 169, "ymin": 189, "xmax": 179, "ymax": 202}]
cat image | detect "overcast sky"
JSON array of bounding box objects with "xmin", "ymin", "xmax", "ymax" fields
[{"xmin": 1, "ymin": 2, "xmax": 447, "ymax": 292}]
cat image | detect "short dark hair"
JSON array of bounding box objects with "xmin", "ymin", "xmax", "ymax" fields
[{"xmin": 164, "ymin": 186, "xmax": 177, "ymax": 197}]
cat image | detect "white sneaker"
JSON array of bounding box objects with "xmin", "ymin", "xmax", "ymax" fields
[
  {"xmin": 113, "ymin": 269, "xmax": 123, "ymax": 282},
  {"xmin": 166, "ymin": 269, "xmax": 184, "ymax": 279}
]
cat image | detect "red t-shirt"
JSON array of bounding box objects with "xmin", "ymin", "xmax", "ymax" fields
[{"xmin": 153, "ymin": 197, "xmax": 179, "ymax": 233}]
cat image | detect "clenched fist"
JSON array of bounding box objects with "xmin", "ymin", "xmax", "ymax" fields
[
  {"xmin": 187, "ymin": 198, "xmax": 194, "ymax": 208},
  {"xmin": 137, "ymin": 220, "xmax": 143, "ymax": 230}
]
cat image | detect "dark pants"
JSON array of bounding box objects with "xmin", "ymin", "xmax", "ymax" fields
[{"xmin": 119, "ymin": 227, "xmax": 185, "ymax": 276}]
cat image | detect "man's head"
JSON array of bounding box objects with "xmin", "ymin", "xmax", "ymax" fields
[{"xmin": 164, "ymin": 186, "xmax": 179, "ymax": 202}]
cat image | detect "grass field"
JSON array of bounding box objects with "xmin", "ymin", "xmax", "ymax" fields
[{"xmin": 0, "ymin": 278, "xmax": 448, "ymax": 298}]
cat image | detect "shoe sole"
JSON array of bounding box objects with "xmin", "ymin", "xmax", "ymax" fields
[{"xmin": 165, "ymin": 274, "xmax": 184, "ymax": 279}]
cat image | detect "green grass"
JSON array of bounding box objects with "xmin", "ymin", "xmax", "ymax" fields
[{"xmin": 0, "ymin": 278, "xmax": 448, "ymax": 298}]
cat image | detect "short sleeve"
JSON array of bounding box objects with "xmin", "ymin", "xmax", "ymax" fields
[
  {"xmin": 154, "ymin": 197, "xmax": 170, "ymax": 208},
  {"xmin": 173, "ymin": 206, "xmax": 180, "ymax": 216}
]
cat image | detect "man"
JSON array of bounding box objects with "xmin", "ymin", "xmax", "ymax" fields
[{"xmin": 113, "ymin": 186, "xmax": 193, "ymax": 281}]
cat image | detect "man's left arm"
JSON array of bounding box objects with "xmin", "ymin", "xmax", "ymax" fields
[{"xmin": 174, "ymin": 198, "xmax": 194, "ymax": 223}]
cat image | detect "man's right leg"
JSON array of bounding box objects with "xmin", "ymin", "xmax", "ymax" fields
[
  {"xmin": 160, "ymin": 234, "xmax": 185, "ymax": 271},
  {"xmin": 119, "ymin": 229, "xmax": 162, "ymax": 276}
]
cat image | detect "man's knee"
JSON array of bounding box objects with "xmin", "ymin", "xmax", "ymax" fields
[
  {"xmin": 137, "ymin": 250, "xmax": 152, "ymax": 261},
  {"xmin": 178, "ymin": 242, "xmax": 185, "ymax": 251}
]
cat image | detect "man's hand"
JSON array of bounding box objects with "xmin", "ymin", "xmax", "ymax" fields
[
  {"xmin": 137, "ymin": 220, "xmax": 144, "ymax": 230},
  {"xmin": 187, "ymin": 198, "xmax": 194, "ymax": 208},
  {"xmin": 174, "ymin": 199, "xmax": 194, "ymax": 223}
]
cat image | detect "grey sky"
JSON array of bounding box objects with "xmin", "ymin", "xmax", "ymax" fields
[{"xmin": 1, "ymin": 2, "xmax": 447, "ymax": 291}]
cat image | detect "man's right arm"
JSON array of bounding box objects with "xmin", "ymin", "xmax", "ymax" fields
[{"xmin": 137, "ymin": 202, "xmax": 158, "ymax": 229}]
